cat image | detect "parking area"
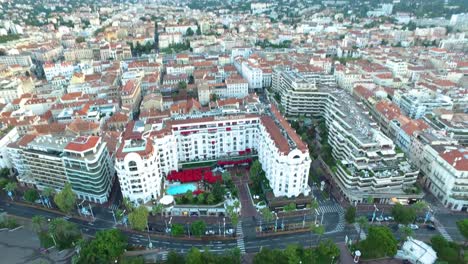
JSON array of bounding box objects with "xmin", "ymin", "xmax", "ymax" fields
[{"xmin": 0, "ymin": 221, "xmax": 74, "ymax": 264}]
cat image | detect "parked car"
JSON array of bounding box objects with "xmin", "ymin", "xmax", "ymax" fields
[
  {"xmin": 375, "ymin": 216, "xmax": 384, "ymax": 222},
  {"xmin": 408, "ymin": 224, "xmax": 419, "ymax": 230},
  {"xmin": 226, "ymin": 228, "xmax": 234, "ymax": 235},
  {"xmin": 205, "ymin": 230, "xmax": 215, "ymax": 235},
  {"xmin": 384, "ymin": 216, "xmax": 394, "ymax": 221},
  {"xmin": 425, "ymin": 224, "xmax": 436, "ymax": 231},
  {"xmin": 190, "ymin": 212, "xmax": 199, "ymax": 217}
]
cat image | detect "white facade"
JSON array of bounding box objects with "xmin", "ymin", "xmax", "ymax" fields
[
  {"xmin": 0, "ymin": 127, "xmax": 19, "ymax": 169},
  {"xmin": 421, "ymin": 145, "xmax": 468, "ymax": 211},
  {"xmin": 275, "ymin": 70, "xmax": 419, "ymax": 203},
  {"xmin": 241, "ymin": 59, "xmax": 263, "ymax": 90},
  {"xmin": 43, "ymin": 62, "xmax": 75, "ymax": 82},
  {"xmin": 115, "ymin": 112, "xmax": 311, "ymax": 203}
]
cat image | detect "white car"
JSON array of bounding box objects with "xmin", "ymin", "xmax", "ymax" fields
[
  {"xmin": 255, "ymin": 201, "xmax": 267, "ymax": 210},
  {"xmin": 408, "ymin": 224, "xmax": 419, "ymax": 230}
]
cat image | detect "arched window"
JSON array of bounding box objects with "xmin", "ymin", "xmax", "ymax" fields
[{"xmin": 128, "ymin": 161, "xmax": 137, "ymax": 171}]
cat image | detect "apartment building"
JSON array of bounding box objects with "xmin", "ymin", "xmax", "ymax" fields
[
  {"xmin": 7, "ymin": 135, "xmax": 113, "ymax": 203},
  {"xmin": 115, "ymin": 108, "xmax": 311, "ymax": 204},
  {"xmin": 43, "ymin": 61, "xmax": 75, "ymax": 82},
  {"xmin": 274, "ymin": 70, "xmax": 420, "ymax": 204},
  {"xmin": 420, "ymin": 145, "xmax": 468, "ymax": 211},
  {"xmin": 210, "ymin": 78, "xmax": 249, "ymax": 99},
  {"xmin": 121, "ymin": 80, "xmax": 142, "ymax": 119},
  {"xmin": 393, "ymin": 89, "xmax": 453, "ymax": 119}
]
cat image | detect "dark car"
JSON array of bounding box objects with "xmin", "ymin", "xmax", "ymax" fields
[{"xmin": 426, "ymin": 224, "xmax": 436, "ymax": 231}]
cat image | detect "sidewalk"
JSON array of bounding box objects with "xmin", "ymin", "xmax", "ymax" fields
[{"xmin": 337, "ymin": 242, "xmax": 355, "ymax": 264}]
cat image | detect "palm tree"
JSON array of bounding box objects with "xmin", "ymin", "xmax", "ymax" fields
[
  {"xmin": 356, "ymin": 216, "xmax": 368, "ymax": 244},
  {"xmin": 4, "ymin": 182, "xmax": 17, "ymax": 200},
  {"xmin": 312, "ymin": 224, "xmax": 325, "ymax": 243},
  {"xmin": 412, "ymin": 200, "xmax": 428, "ymax": 214},
  {"xmin": 151, "ymin": 203, "xmax": 164, "ymax": 217},
  {"xmin": 32, "ymin": 215, "xmax": 47, "ymax": 233},
  {"xmin": 42, "ymin": 187, "xmax": 55, "ymax": 198},
  {"xmin": 400, "ymin": 226, "xmax": 413, "ymax": 242}
]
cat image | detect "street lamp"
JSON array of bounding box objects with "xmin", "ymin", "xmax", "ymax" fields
[
  {"xmin": 274, "ymin": 212, "xmax": 278, "ymax": 232},
  {"xmin": 371, "ymin": 204, "xmax": 379, "ymax": 224}
]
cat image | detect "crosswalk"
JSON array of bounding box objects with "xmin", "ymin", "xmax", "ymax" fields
[
  {"xmin": 434, "ymin": 219, "xmax": 453, "ymax": 241},
  {"xmin": 317, "ymin": 203, "xmax": 343, "ymax": 214},
  {"xmin": 334, "ymin": 210, "xmax": 346, "ymax": 232},
  {"xmin": 236, "ymin": 221, "xmax": 246, "ymax": 254},
  {"xmin": 354, "ymin": 223, "xmax": 367, "ymax": 240},
  {"xmin": 161, "ymin": 251, "xmax": 168, "ymax": 261},
  {"xmin": 109, "ymin": 204, "xmax": 119, "ymax": 210}
]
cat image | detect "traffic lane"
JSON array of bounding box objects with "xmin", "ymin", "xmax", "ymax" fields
[
  {"xmin": 242, "ymin": 212, "xmax": 340, "ymax": 226},
  {"xmin": 244, "ymin": 231, "xmax": 356, "ymax": 253},
  {"xmin": 127, "ymin": 234, "xmax": 238, "ymax": 251},
  {"xmin": 242, "ymin": 212, "xmax": 340, "ymax": 232},
  {"xmin": 433, "ymin": 213, "xmax": 465, "ymax": 241}
]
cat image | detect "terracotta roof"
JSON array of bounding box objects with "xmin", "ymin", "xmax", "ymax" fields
[
  {"xmin": 401, "ymin": 119, "xmax": 429, "ymax": 136},
  {"xmin": 271, "ymin": 104, "xmax": 308, "ymax": 153},
  {"xmin": 64, "ymin": 136, "xmax": 100, "ymax": 152},
  {"xmin": 67, "ymin": 119, "xmax": 100, "ymax": 133},
  {"xmin": 260, "ymin": 116, "xmax": 290, "ymax": 154},
  {"xmin": 375, "ymin": 100, "xmax": 401, "ymax": 121},
  {"xmin": 439, "ymin": 148, "xmax": 468, "ymax": 171}
]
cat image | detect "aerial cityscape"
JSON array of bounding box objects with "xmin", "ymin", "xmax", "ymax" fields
[{"xmin": 0, "ymin": 0, "xmax": 467, "ymax": 263}]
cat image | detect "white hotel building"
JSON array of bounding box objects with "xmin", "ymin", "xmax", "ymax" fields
[
  {"xmin": 273, "ymin": 70, "xmax": 420, "ymax": 204},
  {"xmin": 115, "ymin": 109, "xmax": 311, "ymax": 204}
]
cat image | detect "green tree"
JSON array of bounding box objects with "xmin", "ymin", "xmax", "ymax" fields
[
  {"xmin": 359, "ymin": 226, "xmax": 398, "ymax": 259},
  {"xmin": 77, "ymin": 229, "xmax": 127, "ymax": 264},
  {"xmin": 391, "ymin": 203, "xmax": 416, "ymax": 225},
  {"xmin": 0, "ymin": 178, "xmax": 9, "ymax": 189},
  {"xmin": 226, "ymin": 205, "xmax": 239, "ymax": 228},
  {"xmin": 316, "ymin": 239, "xmax": 340, "ymax": 263},
  {"xmin": 166, "ymin": 251, "xmax": 185, "ymax": 264},
  {"xmin": 4, "ymin": 182, "xmax": 17, "ymax": 193},
  {"xmin": 178, "ymin": 81, "xmax": 187, "ymax": 90},
  {"xmin": 253, "ymin": 247, "xmax": 287, "ymax": 264},
  {"xmin": 399, "ymin": 225, "xmax": 414, "ymax": 241},
  {"xmin": 151, "ymin": 203, "xmax": 164, "ymax": 216},
  {"xmin": 31, "ymin": 215, "xmax": 47, "ymax": 233},
  {"xmin": 196, "ymin": 193, "xmax": 205, "ymax": 204},
  {"xmin": 412, "ymin": 200, "xmax": 428, "ymax": 214},
  {"xmin": 42, "ymin": 187, "xmax": 55, "ymax": 198},
  {"xmin": 345, "ymin": 206, "xmax": 356, "ymax": 224},
  {"xmin": 311, "ymin": 224, "xmax": 325, "ymax": 243},
  {"xmin": 186, "ymin": 27, "xmax": 194, "ymax": 36},
  {"xmin": 128, "ymin": 205, "xmax": 149, "ymax": 231},
  {"xmin": 190, "ymin": 220, "xmax": 206, "ymax": 237},
  {"xmin": 284, "ymin": 244, "xmax": 301, "ymax": 264},
  {"xmin": 184, "ymin": 189, "xmax": 194, "ymax": 204},
  {"xmin": 24, "ymin": 189, "xmax": 39, "ymax": 203},
  {"xmin": 212, "ymin": 181, "xmax": 224, "ymax": 202},
  {"xmin": 260, "ymin": 208, "xmax": 274, "ymax": 223},
  {"xmin": 206, "ymin": 193, "xmax": 215, "ymax": 204},
  {"xmin": 75, "ymin": 36, "xmax": 85, "ymax": 43},
  {"xmin": 0, "ymin": 167, "xmax": 10, "ymax": 177},
  {"xmin": 54, "ymin": 183, "xmax": 77, "ymax": 214},
  {"xmin": 123, "ymin": 197, "xmax": 134, "ymax": 212},
  {"xmin": 356, "ymin": 216, "xmax": 368, "ymax": 244},
  {"xmin": 196, "ymin": 26, "xmax": 201, "ymax": 35},
  {"xmin": 456, "ymin": 219, "xmax": 468, "ymax": 246},
  {"xmin": 430, "ymin": 235, "xmax": 462, "ymax": 264},
  {"xmin": 283, "ymin": 203, "xmax": 296, "ymax": 212},
  {"xmin": 49, "ymin": 218, "xmax": 81, "ymax": 249},
  {"xmin": 171, "ymin": 223, "xmax": 185, "ymax": 236}
]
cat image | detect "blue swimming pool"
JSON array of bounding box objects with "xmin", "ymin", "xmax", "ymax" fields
[{"xmin": 166, "ymin": 183, "xmax": 197, "ymax": 195}]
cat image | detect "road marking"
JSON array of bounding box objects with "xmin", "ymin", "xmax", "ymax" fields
[{"xmin": 9, "ymin": 225, "xmax": 23, "ymax": 232}]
